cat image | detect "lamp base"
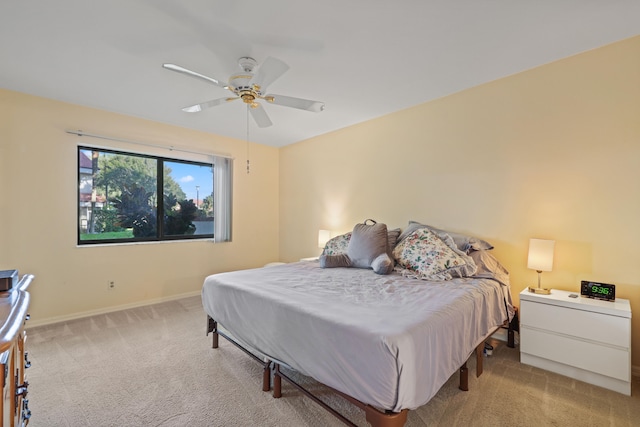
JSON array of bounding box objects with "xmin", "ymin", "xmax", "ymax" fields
[{"xmin": 528, "ymin": 286, "xmax": 551, "ymax": 295}]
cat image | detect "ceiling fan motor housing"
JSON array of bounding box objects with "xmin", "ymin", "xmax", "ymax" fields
[
  {"xmin": 229, "ymin": 73, "xmax": 262, "ymax": 105},
  {"xmin": 230, "ymin": 57, "xmax": 264, "ymax": 105}
]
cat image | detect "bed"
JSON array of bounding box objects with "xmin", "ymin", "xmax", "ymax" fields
[{"xmin": 201, "ymin": 222, "xmax": 514, "ymax": 426}]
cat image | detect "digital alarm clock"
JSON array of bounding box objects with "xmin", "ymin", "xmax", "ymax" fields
[{"xmin": 580, "ymin": 280, "xmax": 616, "ymax": 301}]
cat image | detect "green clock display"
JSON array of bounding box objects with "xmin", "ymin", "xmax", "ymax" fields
[
  {"xmin": 580, "ymin": 281, "xmax": 616, "ymax": 301},
  {"xmin": 592, "ymin": 286, "xmax": 610, "ymax": 295}
]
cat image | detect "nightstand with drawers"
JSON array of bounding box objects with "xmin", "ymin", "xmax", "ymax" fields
[{"xmin": 519, "ymin": 288, "xmax": 632, "ymax": 395}]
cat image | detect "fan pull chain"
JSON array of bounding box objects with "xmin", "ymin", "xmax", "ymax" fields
[{"xmin": 246, "ymin": 105, "xmax": 251, "ymax": 174}]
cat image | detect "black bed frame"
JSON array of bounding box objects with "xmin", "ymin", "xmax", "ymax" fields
[{"xmin": 206, "ymin": 315, "xmax": 516, "ymax": 426}]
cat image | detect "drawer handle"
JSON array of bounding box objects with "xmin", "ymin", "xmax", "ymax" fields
[
  {"xmin": 15, "ymin": 380, "xmax": 29, "ymax": 418},
  {"xmin": 16, "ymin": 381, "xmax": 29, "ymax": 398},
  {"xmin": 22, "ymin": 398, "xmax": 32, "ymax": 421}
]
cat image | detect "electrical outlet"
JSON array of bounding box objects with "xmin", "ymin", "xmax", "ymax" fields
[{"xmin": 107, "ymin": 280, "xmax": 116, "ymax": 290}]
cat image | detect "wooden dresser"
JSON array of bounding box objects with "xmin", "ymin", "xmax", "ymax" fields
[{"xmin": 0, "ymin": 274, "xmax": 33, "ymax": 426}]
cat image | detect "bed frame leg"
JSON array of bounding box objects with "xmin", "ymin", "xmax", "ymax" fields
[
  {"xmin": 364, "ymin": 408, "xmax": 408, "ymax": 427},
  {"xmin": 459, "ymin": 362, "xmax": 469, "ymax": 391},
  {"xmin": 263, "ymin": 361, "xmax": 272, "ymax": 392},
  {"xmin": 206, "ymin": 316, "xmax": 219, "ymax": 349},
  {"xmin": 273, "ymin": 363, "xmax": 282, "ymax": 398},
  {"xmin": 507, "ymin": 307, "xmax": 519, "ymax": 348},
  {"xmin": 476, "ymin": 342, "xmax": 483, "ymax": 377}
]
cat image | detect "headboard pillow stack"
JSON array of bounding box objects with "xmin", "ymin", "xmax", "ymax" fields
[{"xmin": 320, "ymin": 219, "xmax": 499, "ymax": 281}]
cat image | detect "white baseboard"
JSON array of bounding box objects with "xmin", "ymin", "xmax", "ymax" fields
[{"xmin": 26, "ymin": 290, "xmax": 201, "ymax": 328}]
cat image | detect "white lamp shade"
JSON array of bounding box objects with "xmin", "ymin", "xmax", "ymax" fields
[
  {"xmin": 527, "ymin": 238, "xmax": 555, "ymax": 272},
  {"xmin": 318, "ymin": 229, "xmax": 331, "ymax": 249}
]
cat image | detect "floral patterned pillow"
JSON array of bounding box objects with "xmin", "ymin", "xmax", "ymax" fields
[
  {"xmin": 393, "ymin": 227, "xmax": 472, "ymax": 280},
  {"xmin": 322, "ymin": 232, "xmax": 352, "ymax": 255}
]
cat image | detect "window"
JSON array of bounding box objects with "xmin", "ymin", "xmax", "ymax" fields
[{"xmin": 78, "ymin": 146, "xmax": 232, "ymax": 245}]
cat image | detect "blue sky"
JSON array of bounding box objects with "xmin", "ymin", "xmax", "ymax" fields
[{"xmin": 166, "ymin": 161, "xmax": 213, "ymax": 202}]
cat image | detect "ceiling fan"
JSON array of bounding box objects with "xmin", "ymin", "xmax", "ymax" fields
[{"xmin": 163, "ymin": 56, "xmax": 325, "ymax": 128}]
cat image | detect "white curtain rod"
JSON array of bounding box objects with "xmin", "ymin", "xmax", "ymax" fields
[{"xmin": 65, "ymin": 129, "xmax": 233, "ymax": 159}]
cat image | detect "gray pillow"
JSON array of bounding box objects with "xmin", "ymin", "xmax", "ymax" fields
[
  {"xmin": 469, "ymin": 249, "xmax": 510, "ymax": 286},
  {"xmin": 348, "ymin": 221, "xmax": 393, "ymax": 272},
  {"xmin": 320, "ymin": 252, "xmax": 393, "ymax": 275},
  {"xmin": 370, "ymin": 253, "xmax": 394, "ymax": 275},
  {"xmin": 321, "ymin": 228, "xmax": 401, "ymax": 256},
  {"xmin": 386, "ymin": 227, "xmax": 401, "ymax": 251},
  {"xmin": 348, "ymin": 220, "xmax": 394, "ymax": 275},
  {"xmin": 319, "ymin": 253, "xmax": 352, "ymax": 268},
  {"xmin": 319, "ymin": 220, "xmax": 394, "ymax": 275}
]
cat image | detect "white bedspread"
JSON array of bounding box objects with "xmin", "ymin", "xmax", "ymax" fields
[{"xmin": 201, "ymin": 261, "xmax": 511, "ymax": 412}]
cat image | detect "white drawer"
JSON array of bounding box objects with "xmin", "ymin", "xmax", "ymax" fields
[
  {"xmin": 520, "ymin": 300, "xmax": 630, "ymax": 348},
  {"xmin": 521, "ymin": 326, "xmax": 630, "ymax": 381}
]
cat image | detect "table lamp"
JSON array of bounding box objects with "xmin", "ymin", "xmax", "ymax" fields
[
  {"xmin": 527, "ymin": 238, "xmax": 554, "ymax": 295},
  {"xmin": 318, "ymin": 229, "xmax": 331, "ymax": 250}
]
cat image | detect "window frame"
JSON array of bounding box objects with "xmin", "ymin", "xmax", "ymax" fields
[{"xmin": 77, "ymin": 145, "xmax": 217, "ymax": 245}]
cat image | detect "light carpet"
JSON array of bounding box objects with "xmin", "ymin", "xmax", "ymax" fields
[{"xmin": 26, "ymin": 296, "xmax": 640, "ymax": 426}]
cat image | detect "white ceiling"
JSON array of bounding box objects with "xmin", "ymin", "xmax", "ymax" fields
[{"xmin": 1, "ymin": 1, "xmax": 639, "ymax": 147}]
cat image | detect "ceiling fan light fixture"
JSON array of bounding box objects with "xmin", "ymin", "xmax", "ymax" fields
[{"xmin": 240, "ymin": 92, "xmax": 256, "ymax": 103}]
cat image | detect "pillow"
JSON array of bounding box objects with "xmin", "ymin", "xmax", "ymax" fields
[
  {"xmin": 321, "ymin": 228, "xmax": 402, "ymax": 256},
  {"xmin": 398, "ymin": 221, "xmax": 493, "ymax": 253},
  {"xmin": 320, "ymin": 220, "xmax": 395, "ymax": 275},
  {"xmin": 347, "ymin": 221, "xmax": 394, "ymax": 274},
  {"xmin": 393, "ymin": 227, "xmax": 476, "ymax": 280},
  {"xmin": 322, "ymin": 232, "xmax": 352, "ymax": 256},
  {"xmin": 319, "ymin": 253, "xmax": 352, "ymax": 268},
  {"xmin": 386, "ymin": 227, "xmax": 401, "ymax": 251},
  {"xmin": 469, "ymin": 249, "xmax": 510, "ymax": 286}
]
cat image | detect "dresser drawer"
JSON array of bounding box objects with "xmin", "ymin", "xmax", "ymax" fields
[
  {"xmin": 520, "ymin": 300, "xmax": 630, "ymax": 348},
  {"xmin": 521, "ymin": 326, "xmax": 630, "ymax": 381}
]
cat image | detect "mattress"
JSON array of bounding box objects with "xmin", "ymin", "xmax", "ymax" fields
[{"xmin": 202, "ymin": 261, "xmax": 512, "ymax": 412}]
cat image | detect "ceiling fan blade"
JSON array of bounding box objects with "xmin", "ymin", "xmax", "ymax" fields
[
  {"xmin": 265, "ymin": 94, "xmax": 325, "ymax": 112},
  {"xmin": 249, "ymin": 104, "xmax": 273, "ymax": 128},
  {"xmin": 163, "ymin": 63, "xmax": 227, "ymax": 89},
  {"xmin": 252, "ymin": 57, "xmax": 289, "ymax": 91},
  {"xmin": 152, "ymin": 2, "xmax": 250, "ymax": 70},
  {"xmin": 182, "ymin": 97, "xmax": 238, "ymax": 113}
]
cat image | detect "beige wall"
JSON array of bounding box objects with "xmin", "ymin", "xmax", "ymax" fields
[
  {"xmin": 279, "ymin": 36, "xmax": 640, "ymax": 368},
  {"xmin": 2, "ymin": 35, "xmax": 638, "ymax": 368},
  {"xmin": 0, "ymin": 89, "xmax": 280, "ymax": 325}
]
